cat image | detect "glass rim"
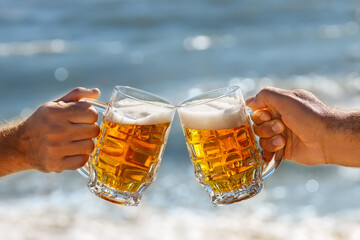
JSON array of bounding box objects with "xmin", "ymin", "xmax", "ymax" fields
[
  {"xmin": 114, "ymin": 85, "xmax": 175, "ymax": 108},
  {"xmin": 178, "ymin": 86, "xmax": 241, "ymax": 108}
]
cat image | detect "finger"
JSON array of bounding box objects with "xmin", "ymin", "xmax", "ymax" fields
[
  {"xmin": 55, "ymin": 87, "xmax": 100, "ymax": 103},
  {"xmin": 69, "ymin": 123, "xmax": 100, "ymax": 141},
  {"xmin": 262, "ymin": 150, "xmax": 274, "ymax": 163},
  {"xmin": 65, "ymin": 102, "xmax": 98, "ymax": 124},
  {"xmin": 250, "ymin": 109, "xmax": 272, "ymax": 125},
  {"xmin": 245, "ymin": 87, "xmax": 289, "ymax": 110},
  {"xmin": 253, "ymin": 119, "xmax": 285, "ymax": 138},
  {"xmin": 62, "ymin": 155, "xmax": 89, "ymax": 170},
  {"xmin": 259, "ymin": 135, "xmax": 285, "ymax": 152},
  {"xmin": 65, "ymin": 139, "xmax": 95, "ymax": 156}
]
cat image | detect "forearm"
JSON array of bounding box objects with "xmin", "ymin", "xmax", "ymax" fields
[
  {"xmin": 0, "ymin": 121, "xmax": 31, "ymax": 176},
  {"xmin": 325, "ymin": 110, "xmax": 360, "ymax": 167}
]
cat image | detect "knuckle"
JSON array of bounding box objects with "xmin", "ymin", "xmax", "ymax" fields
[
  {"xmin": 43, "ymin": 159, "xmax": 61, "ymax": 173},
  {"xmin": 81, "ymin": 101, "xmax": 93, "ymax": 109},
  {"xmin": 261, "ymin": 124, "xmax": 272, "ymax": 137},
  {"xmin": 88, "ymin": 109, "xmax": 98, "ymax": 123},
  {"xmin": 291, "ymin": 89, "xmax": 317, "ymax": 102},
  {"xmin": 89, "ymin": 140, "xmax": 95, "ymax": 150},
  {"xmin": 72, "ymin": 87, "xmax": 86, "ymax": 94},
  {"xmin": 262, "ymin": 151, "xmax": 274, "ymax": 162},
  {"xmin": 74, "ymin": 101, "xmax": 92, "ymax": 110},
  {"xmin": 92, "ymin": 124, "xmax": 101, "ymax": 137},
  {"xmin": 39, "ymin": 102, "xmax": 51, "ymax": 111},
  {"xmin": 67, "ymin": 102, "xmax": 86, "ymax": 114},
  {"xmin": 66, "ymin": 102, "xmax": 78, "ymax": 112},
  {"xmin": 41, "ymin": 145, "xmax": 68, "ymax": 172},
  {"xmin": 82, "ymin": 108, "xmax": 98, "ymax": 123},
  {"xmin": 56, "ymin": 101, "xmax": 68, "ymax": 108},
  {"xmin": 259, "ymin": 86, "xmax": 288, "ymax": 99},
  {"xmin": 42, "ymin": 103, "xmax": 68, "ymax": 119},
  {"xmin": 39, "ymin": 103, "xmax": 57, "ymax": 115},
  {"xmin": 291, "ymin": 88, "xmax": 306, "ymax": 94},
  {"xmin": 253, "ymin": 123, "xmax": 272, "ymax": 138},
  {"xmin": 260, "ymin": 87, "xmax": 277, "ymax": 96},
  {"xmin": 84, "ymin": 140, "xmax": 95, "ymax": 153},
  {"xmin": 69, "ymin": 102, "xmax": 98, "ymax": 122},
  {"xmin": 47, "ymin": 126, "xmax": 66, "ymax": 140},
  {"xmin": 251, "ymin": 110, "xmax": 269, "ymax": 124},
  {"xmin": 259, "ymin": 138, "xmax": 272, "ymax": 152},
  {"xmin": 35, "ymin": 160, "xmax": 51, "ymax": 173},
  {"xmin": 272, "ymin": 119, "xmax": 285, "ymax": 133},
  {"xmin": 291, "ymin": 89, "xmax": 307, "ymax": 98},
  {"xmin": 71, "ymin": 156, "xmax": 88, "ymax": 170},
  {"xmin": 38, "ymin": 167, "xmax": 51, "ymax": 173}
]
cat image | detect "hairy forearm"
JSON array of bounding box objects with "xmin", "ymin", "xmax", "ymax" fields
[
  {"xmin": 0, "ymin": 121, "xmax": 31, "ymax": 176},
  {"xmin": 326, "ymin": 110, "xmax": 360, "ymax": 167}
]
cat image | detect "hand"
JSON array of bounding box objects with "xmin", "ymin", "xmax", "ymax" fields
[
  {"xmin": 17, "ymin": 87, "xmax": 100, "ymax": 173},
  {"xmin": 246, "ymin": 87, "xmax": 340, "ymax": 166}
]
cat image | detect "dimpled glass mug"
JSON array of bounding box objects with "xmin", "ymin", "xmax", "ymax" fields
[
  {"xmin": 177, "ymin": 86, "xmax": 283, "ymax": 206},
  {"xmin": 78, "ymin": 86, "xmax": 176, "ymax": 206}
]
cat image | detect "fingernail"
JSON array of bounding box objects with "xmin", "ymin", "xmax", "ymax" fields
[
  {"xmin": 92, "ymin": 88, "xmax": 100, "ymax": 92},
  {"xmin": 273, "ymin": 136, "xmax": 284, "ymax": 147},
  {"xmin": 272, "ymin": 122, "xmax": 283, "ymax": 132}
]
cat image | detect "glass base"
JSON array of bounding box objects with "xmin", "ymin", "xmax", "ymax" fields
[
  {"xmin": 88, "ymin": 179, "xmax": 142, "ymax": 206},
  {"xmin": 204, "ymin": 181, "xmax": 264, "ymax": 206}
]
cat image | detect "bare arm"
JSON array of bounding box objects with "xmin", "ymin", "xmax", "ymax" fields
[
  {"xmin": 0, "ymin": 87, "xmax": 101, "ymax": 177},
  {"xmin": 325, "ymin": 110, "xmax": 360, "ymax": 167},
  {"xmin": 246, "ymin": 87, "xmax": 360, "ymax": 167},
  {"xmin": 0, "ymin": 121, "xmax": 31, "ymax": 176}
]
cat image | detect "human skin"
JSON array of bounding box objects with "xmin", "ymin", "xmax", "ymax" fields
[
  {"xmin": 0, "ymin": 87, "xmax": 101, "ymax": 176},
  {"xmin": 246, "ymin": 87, "xmax": 360, "ymax": 167}
]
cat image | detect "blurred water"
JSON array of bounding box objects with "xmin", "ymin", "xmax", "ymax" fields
[{"xmin": 1, "ymin": 0, "xmax": 360, "ymax": 239}]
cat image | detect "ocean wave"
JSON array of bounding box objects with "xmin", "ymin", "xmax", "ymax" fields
[
  {"xmin": 0, "ymin": 196, "xmax": 359, "ymax": 240},
  {"xmin": 0, "ymin": 39, "xmax": 125, "ymax": 56},
  {"xmin": 178, "ymin": 74, "xmax": 360, "ymax": 108},
  {"xmin": 0, "ymin": 39, "xmax": 67, "ymax": 56}
]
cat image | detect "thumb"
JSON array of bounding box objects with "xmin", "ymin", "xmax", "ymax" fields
[{"xmin": 55, "ymin": 87, "xmax": 100, "ymax": 102}]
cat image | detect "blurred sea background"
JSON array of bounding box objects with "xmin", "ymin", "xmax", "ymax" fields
[{"xmin": 1, "ymin": 0, "xmax": 360, "ymax": 239}]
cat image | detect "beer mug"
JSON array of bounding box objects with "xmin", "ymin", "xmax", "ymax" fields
[
  {"xmin": 177, "ymin": 86, "xmax": 283, "ymax": 206},
  {"xmin": 78, "ymin": 86, "xmax": 176, "ymax": 206}
]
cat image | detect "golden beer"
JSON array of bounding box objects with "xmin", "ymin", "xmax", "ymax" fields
[
  {"xmin": 90, "ymin": 120, "xmax": 171, "ymax": 204},
  {"xmin": 183, "ymin": 123, "xmax": 261, "ymax": 199},
  {"xmin": 79, "ymin": 86, "xmax": 175, "ymax": 206},
  {"xmin": 178, "ymin": 86, "xmax": 281, "ymax": 205}
]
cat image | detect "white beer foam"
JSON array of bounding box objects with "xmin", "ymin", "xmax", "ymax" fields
[
  {"xmin": 105, "ymin": 99, "xmax": 174, "ymax": 125},
  {"xmin": 178, "ymin": 97, "xmax": 248, "ymax": 130}
]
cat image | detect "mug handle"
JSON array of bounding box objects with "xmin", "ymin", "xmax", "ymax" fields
[
  {"xmin": 261, "ymin": 146, "xmax": 284, "ymax": 180},
  {"xmin": 77, "ymin": 98, "xmax": 108, "ymax": 178},
  {"xmin": 247, "ymin": 108, "xmax": 284, "ymax": 181}
]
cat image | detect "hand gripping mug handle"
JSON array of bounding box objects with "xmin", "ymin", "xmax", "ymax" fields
[
  {"xmin": 77, "ymin": 98, "xmax": 108, "ymax": 178},
  {"xmin": 247, "ymin": 108, "xmax": 284, "ymax": 181}
]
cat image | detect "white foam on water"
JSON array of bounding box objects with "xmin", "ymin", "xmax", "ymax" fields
[
  {"xmin": 105, "ymin": 99, "xmax": 174, "ymax": 125},
  {"xmin": 178, "ymin": 97, "xmax": 248, "ymax": 130}
]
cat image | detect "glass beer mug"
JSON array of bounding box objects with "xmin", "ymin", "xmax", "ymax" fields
[
  {"xmin": 177, "ymin": 86, "xmax": 283, "ymax": 206},
  {"xmin": 78, "ymin": 86, "xmax": 176, "ymax": 206}
]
